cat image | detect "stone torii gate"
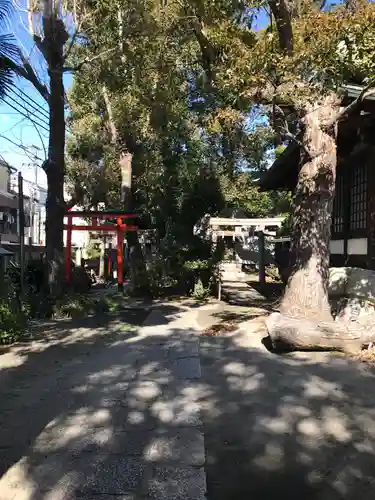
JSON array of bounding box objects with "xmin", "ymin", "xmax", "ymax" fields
[
  {"xmin": 208, "ymin": 216, "xmax": 285, "ymax": 238},
  {"xmin": 194, "ymin": 215, "xmax": 285, "ymax": 284}
]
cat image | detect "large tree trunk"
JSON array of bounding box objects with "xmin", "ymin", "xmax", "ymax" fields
[
  {"xmin": 45, "ymin": 159, "xmax": 65, "ymax": 294},
  {"xmin": 43, "ymin": 9, "xmax": 68, "ymax": 295},
  {"xmin": 102, "ymin": 85, "xmax": 149, "ymax": 294},
  {"xmin": 264, "ymin": 96, "xmax": 372, "ymax": 353},
  {"xmin": 120, "ymin": 152, "xmax": 149, "ymax": 295},
  {"xmin": 280, "ymin": 95, "xmax": 340, "ymax": 321},
  {"xmin": 266, "ymin": 312, "xmax": 375, "ymax": 354},
  {"xmin": 264, "ymin": 0, "xmax": 368, "ymax": 353}
]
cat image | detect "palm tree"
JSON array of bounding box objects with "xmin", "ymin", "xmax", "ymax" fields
[{"xmin": 0, "ymin": 0, "xmax": 18, "ymax": 98}]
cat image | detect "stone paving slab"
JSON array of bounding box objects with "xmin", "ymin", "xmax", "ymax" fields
[
  {"xmin": 166, "ymin": 338, "xmax": 200, "ymax": 359},
  {"xmin": 144, "ymin": 465, "xmax": 207, "ymax": 500},
  {"xmin": 171, "ymin": 356, "xmax": 202, "ymax": 379},
  {"xmin": 1, "ymin": 455, "xmax": 145, "ymax": 499},
  {"xmin": 0, "ymin": 305, "xmax": 206, "ymax": 500},
  {"xmin": 31, "ymin": 425, "xmax": 204, "ymax": 465}
]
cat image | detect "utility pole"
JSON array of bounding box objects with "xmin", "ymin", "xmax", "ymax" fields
[
  {"xmin": 258, "ymin": 230, "xmax": 266, "ymax": 285},
  {"xmin": 30, "ymin": 146, "xmax": 41, "ymax": 246},
  {"xmin": 18, "ymin": 172, "xmax": 25, "ymax": 295}
]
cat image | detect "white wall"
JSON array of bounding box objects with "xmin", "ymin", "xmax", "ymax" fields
[
  {"xmin": 347, "ymin": 238, "xmax": 367, "ymax": 255},
  {"xmin": 0, "ymin": 163, "xmax": 9, "ymax": 193},
  {"xmin": 330, "ymin": 238, "xmax": 368, "ymax": 256},
  {"xmin": 330, "ymin": 240, "xmax": 344, "ymax": 254}
]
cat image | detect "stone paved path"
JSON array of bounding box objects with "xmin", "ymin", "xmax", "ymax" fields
[
  {"xmin": 4, "ymin": 298, "xmax": 375, "ymax": 500},
  {"xmin": 0, "ymin": 304, "xmax": 205, "ymax": 500}
]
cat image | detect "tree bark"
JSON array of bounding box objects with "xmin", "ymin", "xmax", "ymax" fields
[
  {"xmin": 268, "ymin": 0, "xmax": 294, "ymax": 55},
  {"xmin": 102, "ymin": 86, "xmax": 149, "ymax": 294},
  {"xmin": 264, "ymin": 0, "xmax": 370, "ymax": 350},
  {"xmin": 120, "ymin": 152, "xmax": 149, "ymax": 295},
  {"xmin": 266, "ymin": 312, "xmax": 375, "ymax": 354},
  {"xmin": 280, "ymin": 95, "xmax": 340, "ymax": 321},
  {"xmin": 42, "ymin": 6, "xmax": 68, "ymax": 295}
]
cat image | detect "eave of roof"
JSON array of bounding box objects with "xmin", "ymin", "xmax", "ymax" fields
[
  {"xmin": 345, "ymin": 84, "xmax": 375, "ymax": 101},
  {"xmin": 0, "ymin": 246, "xmax": 14, "ymax": 256},
  {"xmin": 258, "ymin": 142, "xmax": 299, "ymax": 191}
]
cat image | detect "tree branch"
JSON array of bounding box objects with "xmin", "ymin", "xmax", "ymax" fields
[
  {"xmin": 192, "ymin": 18, "xmax": 217, "ymax": 83},
  {"xmin": 65, "ymin": 195, "xmax": 79, "ymax": 210},
  {"xmin": 268, "ymin": 0, "xmax": 293, "ymax": 56},
  {"xmin": 63, "ymin": 28, "xmax": 80, "ymax": 63},
  {"xmin": 63, "ymin": 10, "xmax": 88, "ymax": 63},
  {"xmin": 63, "ymin": 48, "xmax": 116, "ymax": 72},
  {"xmin": 14, "ymin": 52, "xmax": 50, "ymax": 102},
  {"xmin": 274, "ymin": 104, "xmax": 323, "ymax": 160},
  {"xmin": 102, "ymin": 85, "xmax": 118, "ymax": 143}
]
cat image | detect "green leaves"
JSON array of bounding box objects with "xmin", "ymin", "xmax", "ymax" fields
[
  {"xmin": 66, "ymin": 0, "xmax": 290, "ymax": 244},
  {"xmin": 0, "ymin": 0, "xmax": 18, "ymax": 99}
]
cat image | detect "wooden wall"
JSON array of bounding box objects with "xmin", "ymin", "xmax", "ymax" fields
[{"xmin": 330, "ymin": 108, "xmax": 375, "ymax": 270}]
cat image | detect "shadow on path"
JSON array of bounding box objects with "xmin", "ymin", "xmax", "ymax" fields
[
  {"xmin": 0, "ymin": 302, "xmax": 207, "ymax": 499},
  {"xmin": 200, "ymin": 330, "xmax": 375, "ymax": 500},
  {"xmin": 2, "ymin": 300, "xmax": 375, "ymax": 500}
]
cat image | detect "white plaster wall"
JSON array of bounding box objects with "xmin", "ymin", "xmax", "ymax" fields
[
  {"xmin": 0, "ymin": 163, "xmax": 9, "ymax": 193},
  {"xmin": 347, "ymin": 238, "xmax": 367, "ymax": 255},
  {"xmin": 330, "ymin": 240, "xmax": 344, "ymax": 255}
]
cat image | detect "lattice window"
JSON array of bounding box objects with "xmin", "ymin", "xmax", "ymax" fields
[
  {"xmin": 350, "ymin": 163, "xmax": 367, "ymax": 231},
  {"xmin": 332, "ymin": 171, "xmax": 345, "ymax": 234}
]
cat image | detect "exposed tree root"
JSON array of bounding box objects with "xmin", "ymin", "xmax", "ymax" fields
[{"xmin": 266, "ymin": 312, "xmax": 375, "ymax": 354}]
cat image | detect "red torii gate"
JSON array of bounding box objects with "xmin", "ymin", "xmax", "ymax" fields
[{"xmin": 64, "ymin": 210, "xmax": 137, "ymax": 290}]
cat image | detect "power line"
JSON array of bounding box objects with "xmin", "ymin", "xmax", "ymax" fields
[
  {"xmin": 3, "ymin": 92, "xmax": 72, "ymax": 135},
  {"xmin": 2, "ymin": 97, "xmax": 49, "ymax": 132},
  {"xmin": 8, "ymin": 86, "xmax": 50, "ymax": 123},
  {"xmin": 0, "ymin": 118, "xmax": 26, "ymax": 136},
  {"xmin": 12, "ymin": 85, "xmax": 50, "ymax": 118},
  {"xmin": 0, "ymin": 135, "xmax": 45, "ymax": 162},
  {"xmin": 2, "ymin": 97, "xmax": 50, "ymax": 132},
  {"xmin": 3, "ymin": 96, "xmax": 50, "ymax": 130}
]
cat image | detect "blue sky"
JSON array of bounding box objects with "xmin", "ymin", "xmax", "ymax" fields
[{"xmin": 0, "ymin": 3, "xmax": 73, "ymax": 187}]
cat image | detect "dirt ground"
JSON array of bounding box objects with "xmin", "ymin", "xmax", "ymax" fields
[{"xmin": 196, "ymin": 303, "xmax": 375, "ymax": 500}]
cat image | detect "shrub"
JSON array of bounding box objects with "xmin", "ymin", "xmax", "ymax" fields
[
  {"xmin": 0, "ymin": 301, "xmax": 26, "ymax": 344},
  {"xmin": 192, "ymin": 278, "xmax": 210, "ymax": 301},
  {"xmin": 147, "ymin": 256, "xmax": 180, "ymax": 297},
  {"xmin": 70, "ymin": 265, "xmax": 92, "ymax": 293},
  {"xmin": 7, "ymin": 259, "xmax": 47, "ymax": 295},
  {"xmin": 0, "ymin": 278, "xmax": 27, "ymax": 344},
  {"xmin": 25, "ymin": 259, "xmax": 46, "ymax": 292},
  {"xmin": 24, "ymin": 292, "xmax": 55, "ymax": 319},
  {"xmin": 53, "ymin": 295, "xmax": 109, "ymax": 319}
]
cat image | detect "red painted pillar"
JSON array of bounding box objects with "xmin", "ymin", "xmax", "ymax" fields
[
  {"xmin": 117, "ymin": 217, "xmax": 124, "ymax": 291},
  {"xmin": 65, "ymin": 213, "xmax": 73, "ymax": 283}
]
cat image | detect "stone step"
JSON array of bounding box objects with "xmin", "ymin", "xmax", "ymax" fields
[
  {"xmin": 220, "ymin": 273, "xmax": 249, "ymax": 280},
  {"xmin": 221, "ymin": 285, "xmax": 266, "ymax": 304},
  {"xmin": 220, "ymin": 263, "xmax": 241, "ymax": 270},
  {"xmin": 220, "ymin": 277, "xmax": 250, "ymax": 284}
]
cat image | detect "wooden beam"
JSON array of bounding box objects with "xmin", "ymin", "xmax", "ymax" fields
[
  {"xmin": 209, "ymin": 217, "xmax": 285, "ymax": 227},
  {"xmin": 65, "ymin": 211, "xmax": 137, "ymax": 219},
  {"xmin": 63, "ymin": 225, "xmax": 137, "ymax": 231}
]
